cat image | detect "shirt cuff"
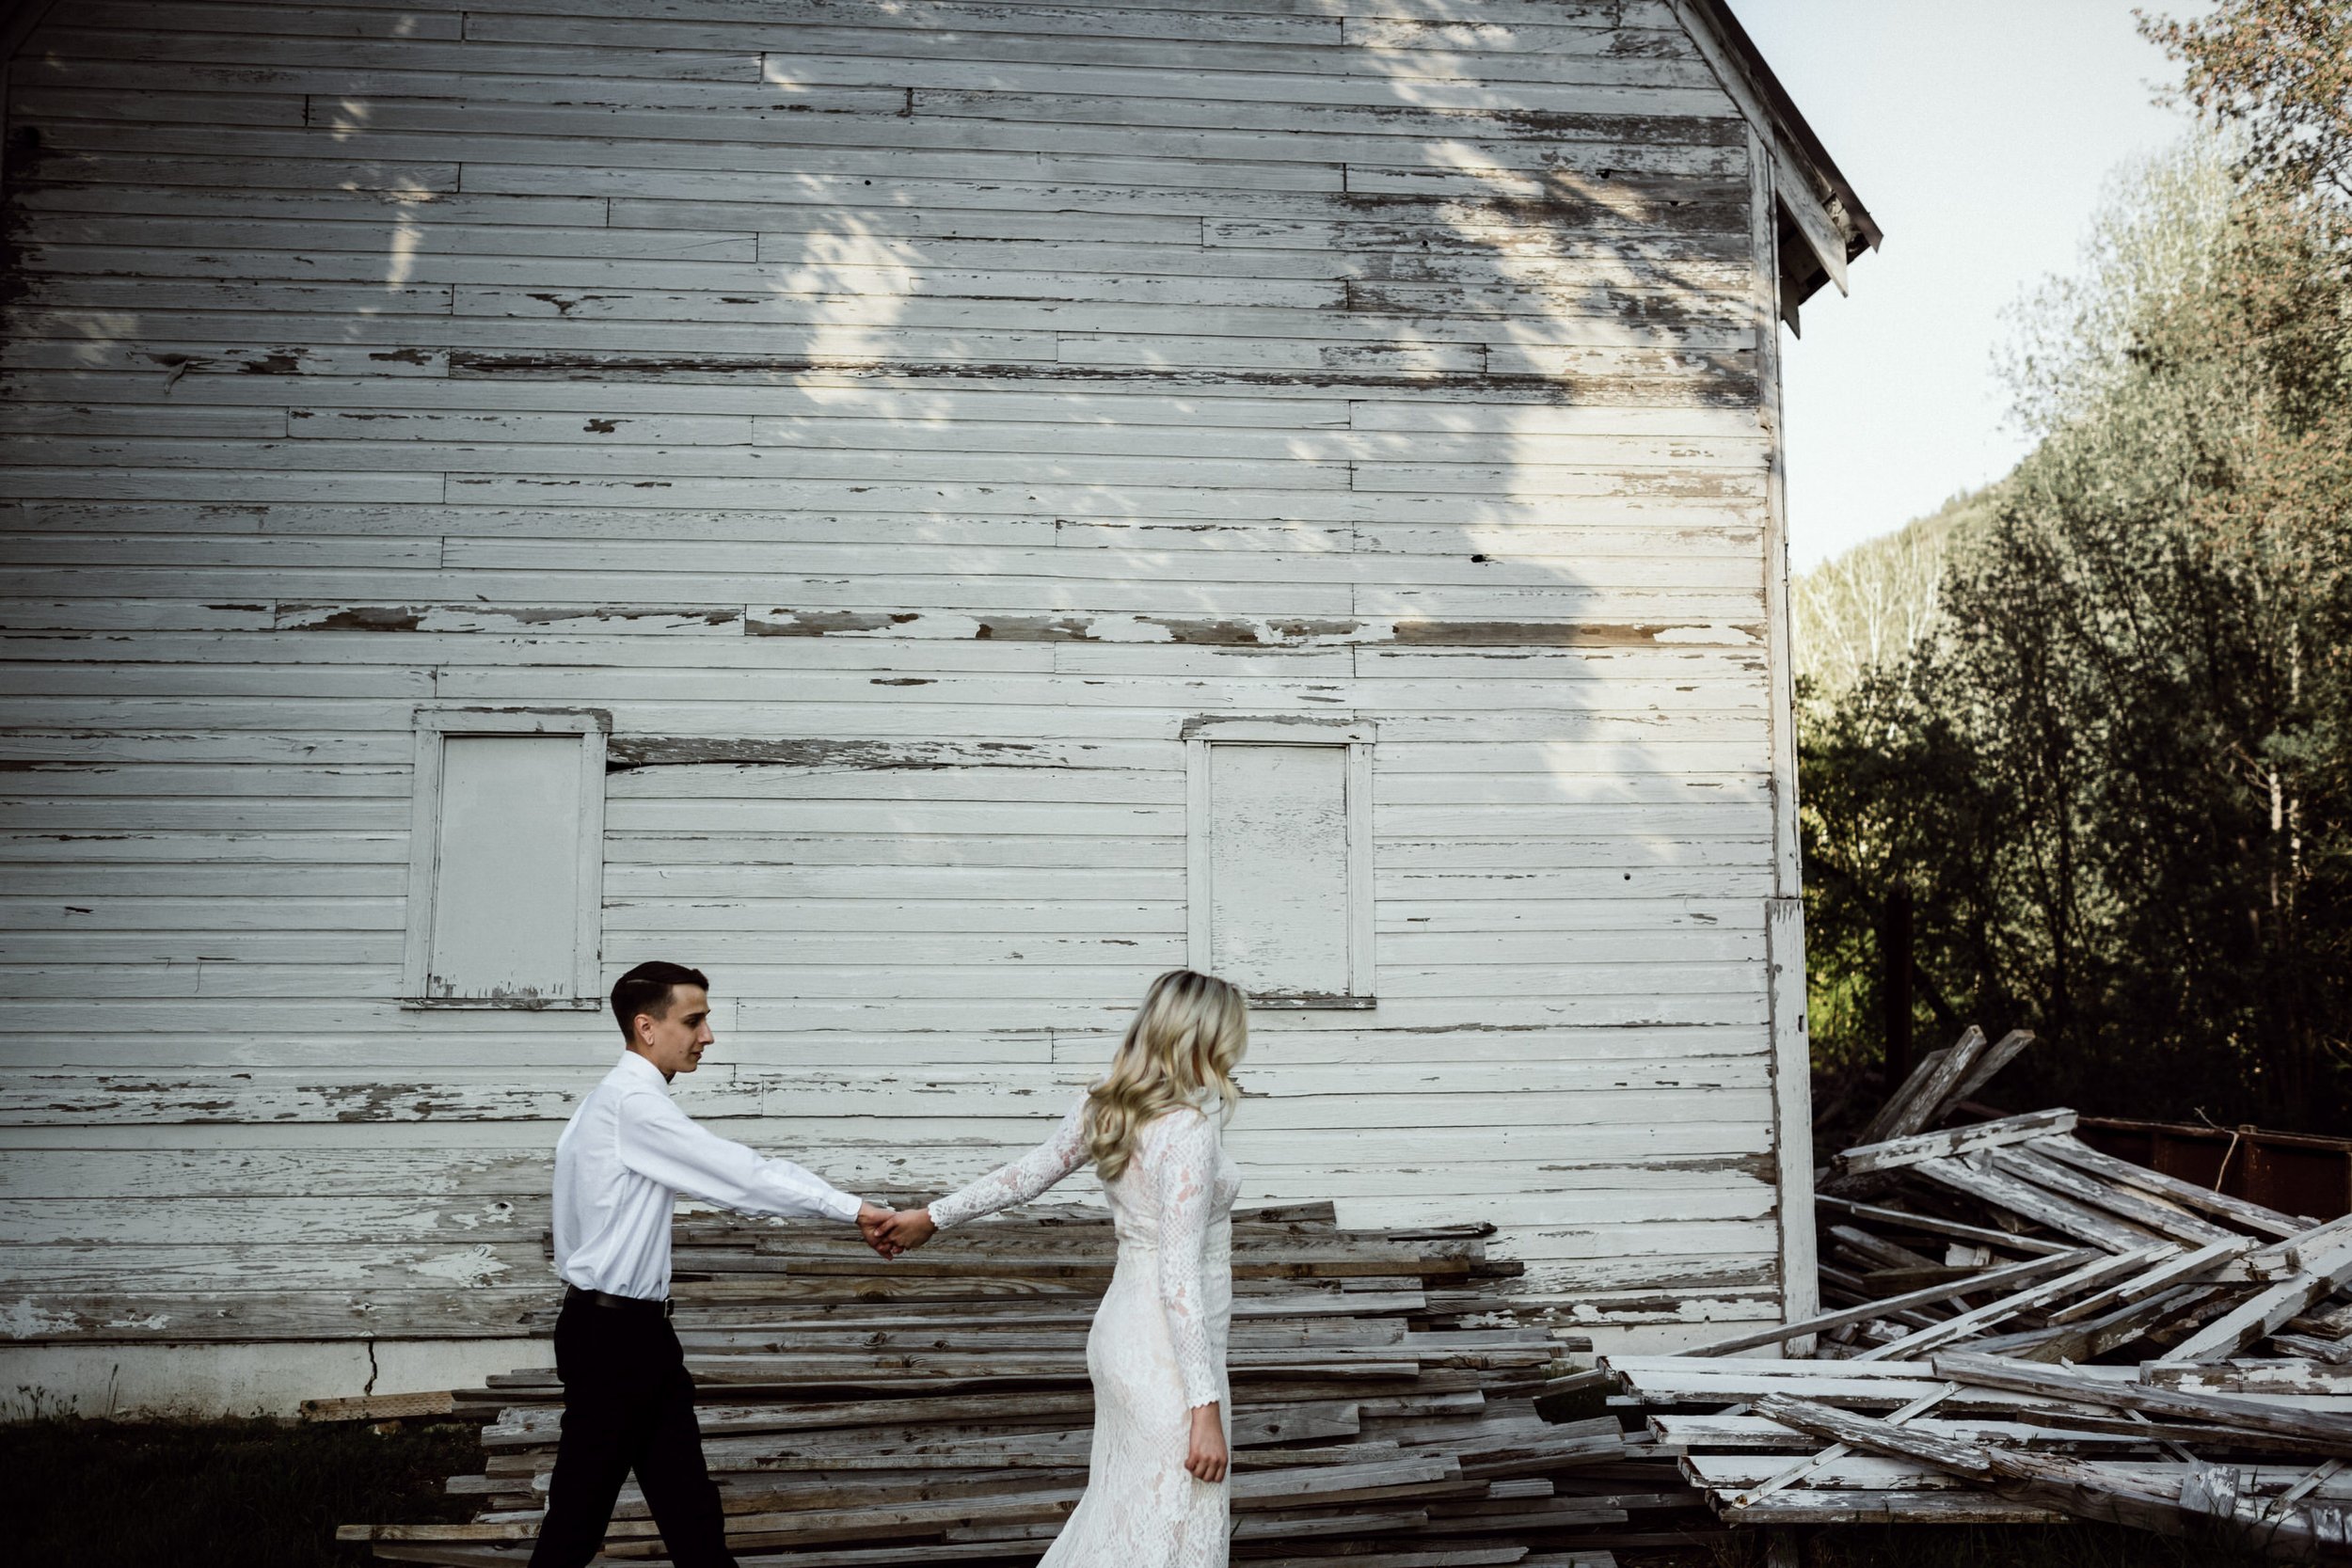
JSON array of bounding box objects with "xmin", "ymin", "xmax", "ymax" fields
[{"xmin": 822, "ymin": 1188, "xmax": 866, "ymax": 1225}]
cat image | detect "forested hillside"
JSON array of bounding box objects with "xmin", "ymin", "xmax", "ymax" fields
[
  {"xmin": 1792, "ymin": 486, "xmax": 1995, "ymax": 703},
  {"xmin": 1796, "ymin": 0, "xmax": 2352, "ymax": 1138}
]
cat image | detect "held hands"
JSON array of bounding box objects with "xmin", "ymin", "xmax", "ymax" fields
[
  {"xmin": 855, "ymin": 1202, "xmax": 902, "ymax": 1259},
  {"xmin": 872, "ymin": 1206, "xmax": 938, "ymax": 1256},
  {"xmin": 1185, "ymin": 1402, "xmax": 1229, "ymax": 1483},
  {"xmin": 854, "ymin": 1203, "xmax": 938, "ymax": 1259}
]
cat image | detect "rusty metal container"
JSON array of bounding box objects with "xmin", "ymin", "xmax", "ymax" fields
[{"xmin": 2076, "ymin": 1117, "xmax": 2352, "ymax": 1224}]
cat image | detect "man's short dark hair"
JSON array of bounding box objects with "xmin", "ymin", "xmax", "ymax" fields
[{"xmin": 612, "ymin": 961, "xmax": 710, "ymax": 1042}]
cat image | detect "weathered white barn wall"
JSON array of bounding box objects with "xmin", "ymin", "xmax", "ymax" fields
[
  {"xmin": 0, "ymin": 1338, "xmax": 540, "ymax": 1419},
  {"xmin": 0, "ymin": 0, "xmax": 1840, "ymax": 1407}
]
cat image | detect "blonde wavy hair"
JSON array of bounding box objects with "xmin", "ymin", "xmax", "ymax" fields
[{"xmin": 1085, "ymin": 969, "xmax": 1249, "ymax": 1183}]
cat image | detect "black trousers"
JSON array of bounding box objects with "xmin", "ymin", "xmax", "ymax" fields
[{"xmin": 527, "ymin": 1295, "xmax": 737, "ymax": 1568}]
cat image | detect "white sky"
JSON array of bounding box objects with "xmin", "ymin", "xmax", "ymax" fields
[{"xmin": 1728, "ymin": 0, "xmax": 2209, "ymax": 567}]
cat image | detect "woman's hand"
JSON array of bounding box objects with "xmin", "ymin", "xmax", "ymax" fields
[
  {"xmin": 872, "ymin": 1206, "xmax": 938, "ymax": 1256},
  {"xmin": 1184, "ymin": 1402, "xmax": 1228, "ymax": 1483},
  {"xmin": 856, "ymin": 1202, "xmax": 900, "ymax": 1258}
]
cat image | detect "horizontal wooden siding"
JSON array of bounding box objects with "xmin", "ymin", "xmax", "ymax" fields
[{"xmin": 0, "ymin": 0, "xmax": 1791, "ymax": 1357}]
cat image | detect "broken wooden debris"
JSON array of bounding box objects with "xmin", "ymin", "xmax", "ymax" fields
[
  {"xmin": 341, "ymin": 1203, "xmax": 1701, "ymax": 1567},
  {"xmin": 1608, "ymin": 1024, "xmax": 2352, "ymax": 1555},
  {"xmin": 1833, "ymin": 1109, "xmax": 2079, "ymax": 1179},
  {"xmin": 1682, "ymin": 1249, "xmax": 2096, "ymax": 1358},
  {"xmin": 1756, "ymin": 1393, "xmax": 2352, "ymax": 1552}
]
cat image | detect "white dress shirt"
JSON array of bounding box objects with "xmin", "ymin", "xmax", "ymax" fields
[{"xmin": 551, "ymin": 1052, "xmax": 866, "ymax": 1301}]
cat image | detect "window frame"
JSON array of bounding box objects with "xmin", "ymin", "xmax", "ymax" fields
[
  {"xmin": 401, "ymin": 705, "xmax": 610, "ymax": 1011},
  {"xmin": 1183, "ymin": 716, "xmax": 1375, "ymax": 1010}
]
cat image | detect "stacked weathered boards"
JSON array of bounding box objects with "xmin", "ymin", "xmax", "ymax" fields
[
  {"xmin": 341, "ymin": 1200, "xmax": 1712, "ymax": 1567},
  {"xmin": 1601, "ymin": 1027, "xmax": 2352, "ymax": 1558}
]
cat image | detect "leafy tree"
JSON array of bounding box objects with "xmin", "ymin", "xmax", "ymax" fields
[
  {"xmin": 1792, "ymin": 487, "xmax": 1996, "ymax": 704},
  {"xmin": 2139, "ymin": 0, "xmax": 2352, "ymax": 206},
  {"xmin": 1799, "ymin": 87, "xmax": 2352, "ymax": 1132},
  {"xmin": 1932, "ymin": 193, "xmax": 2352, "ymax": 1121}
]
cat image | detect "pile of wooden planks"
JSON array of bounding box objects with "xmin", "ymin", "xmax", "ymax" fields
[
  {"xmin": 341, "ymin": 1200, "xmax": 1716, "ymax": 1568},
  {"xmin": 1602, "ymin": 1027, "xmax": 2352, "ymax": 1557}
]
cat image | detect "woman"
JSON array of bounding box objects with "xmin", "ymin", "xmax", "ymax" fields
[{"xmin": 873, "ymin": 968, "xmax": 1248, "ymax": 1568}]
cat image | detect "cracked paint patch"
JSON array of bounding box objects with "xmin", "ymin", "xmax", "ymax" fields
[
  {"xmin": 408, "ymin": 1246, "xmax": 511, "ymax": 1289},
  {"xmin": 2, "ymin": 1299, "xmax": 79, "ymax": 1339}
]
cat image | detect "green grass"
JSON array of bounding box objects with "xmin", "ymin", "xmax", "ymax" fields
[{"xmin": 0, "ymin": 1415, "xmax": 480, "ymax": 1568}]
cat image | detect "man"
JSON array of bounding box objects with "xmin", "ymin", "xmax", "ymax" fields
[{"xmin": 528, "ymin": 960, "xmax": 896, "ymax": 1568}]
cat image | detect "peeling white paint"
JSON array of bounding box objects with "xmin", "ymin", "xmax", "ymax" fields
[
  {"xmin": 408, "ymin": 1246, "xmax": 511, "ymax": 1289},
  {"xmin": 2, "ymin": 1299, "xmax": 79, "ymax": 1340},
  {"xmin": 0, "ymin": 0, "xmax": 1818, "ymax": 1365}
]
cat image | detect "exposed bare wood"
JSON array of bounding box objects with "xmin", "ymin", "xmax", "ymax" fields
[
  {"xmin": 1834, "ymin": 1111, "xmax": 2076, "ymax": 1178},
  {"xmin": 1855, "ymin": 1028, "xmax": 1987, "ymax": 1147},
  {"xmin": 2166, "ymin": 1234, "xmax": 2352, "ymax": 1364},
  {"xmin": 1681, "ymin": 1250, "xmax": 2095, "ymax": 1358},
  {"xmin": 1986, "ymin": 1144, "xmax": 2244, "ymax": 1249},
  {"xmin": 2031, "ymin": 1136, "xmax": 2314, "ymax": 1242}
]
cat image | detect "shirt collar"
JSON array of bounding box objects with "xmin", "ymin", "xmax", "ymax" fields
[{"xmin": 611, "ymin": 1051, "xmax": 672, "ymax": 1093}]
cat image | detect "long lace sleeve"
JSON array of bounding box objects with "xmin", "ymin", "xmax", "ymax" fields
[
  {"xmin": 927, "ymin": 1097, "xmax": 1091, "ymax": 1229},
  {"xmin": 1144, "ymin": 1109, "xmax": 1224, "ymax": 1409}
]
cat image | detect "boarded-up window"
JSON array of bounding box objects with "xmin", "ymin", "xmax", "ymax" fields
[
  {"xmin": 404, "ymin": 708, "xmax": 607, "ymax": 1009},
  {"xmin": 1185, "ymin": 720, "xmax": 1374, "ymax": 1008}
]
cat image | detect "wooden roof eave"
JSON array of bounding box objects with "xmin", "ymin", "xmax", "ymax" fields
[{"xmin": 1664, "ymin": 0, "xmax": 1883, "ymax": 332}]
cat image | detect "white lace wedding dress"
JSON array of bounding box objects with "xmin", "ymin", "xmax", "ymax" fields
[{"xmin": 928, "ymin": 1098, "xmax": 1241, "ymax": 1568}]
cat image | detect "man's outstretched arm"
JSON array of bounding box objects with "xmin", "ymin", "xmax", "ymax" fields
[{"xmin": 613, "ymin": 1087, "xmax": 876, "ymax": 1228}]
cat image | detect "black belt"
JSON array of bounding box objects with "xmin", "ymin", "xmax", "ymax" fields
[{"xmin": 565, "ymin": 1283, "xmax": 674, "ymax": 1317}]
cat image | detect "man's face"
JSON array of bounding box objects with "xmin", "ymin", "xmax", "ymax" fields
[{"xmin": 632, "ymin": 984, "xmax": 714, "ymax": 1078}]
